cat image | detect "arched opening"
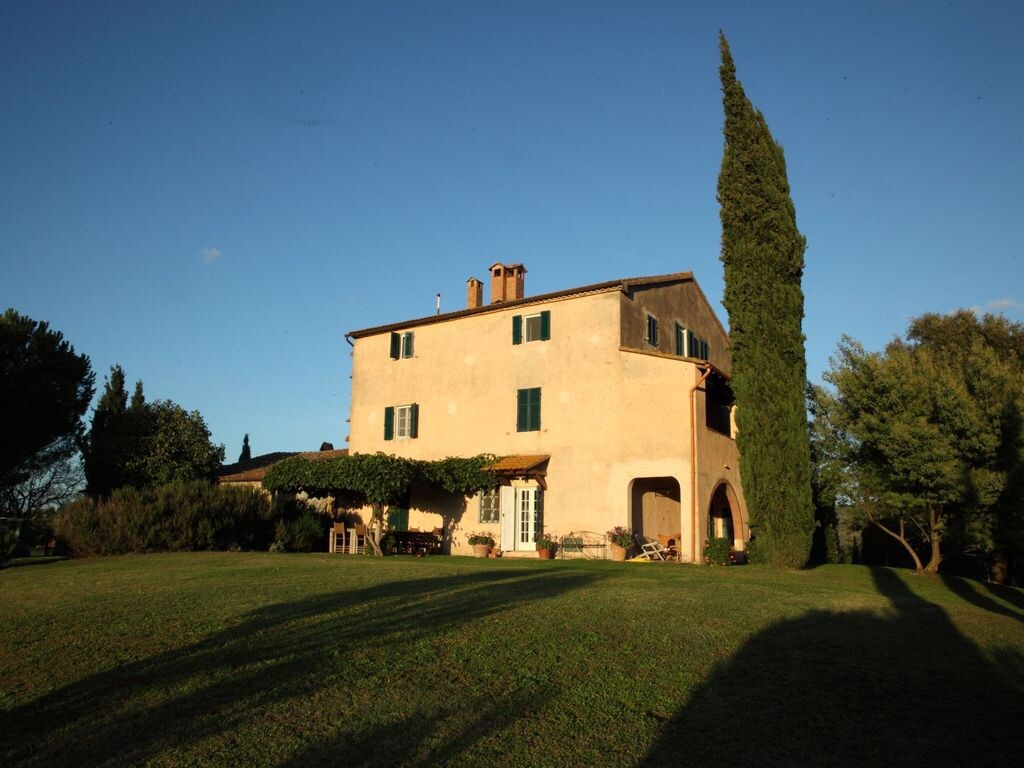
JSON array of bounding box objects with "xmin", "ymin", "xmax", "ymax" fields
[
  {"xmin": 707, "ymin": 482, "xmax": 744, "ymax": 550},
  {"xmin": 630, "ymin": 477, "xmax": 681, "ymax": 547}
]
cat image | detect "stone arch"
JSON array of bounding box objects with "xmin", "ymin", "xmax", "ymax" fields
[
  {"xmin": 706, "ymin": 481, "xmax": 746, "ymax": 550},
  {"xmin": 629, "ymin": 477, "xmax": 682, "ymax": 545}
]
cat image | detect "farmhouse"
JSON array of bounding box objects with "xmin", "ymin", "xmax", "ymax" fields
[{"xmin": 346, "ymin": 263, "xmax": 748, "ymax": 560}]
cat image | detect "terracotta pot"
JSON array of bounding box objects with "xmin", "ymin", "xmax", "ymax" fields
[
  {"xmin": 472, "ymin": 543, "xmax": 491, "ymax": 558},
  {"xmin": 537, "ymin": 547, "xmax": 554, "ymax": 560},
  {"xmin": 608, "ymin": 542, "xmax": 628, "ymax": 562}
]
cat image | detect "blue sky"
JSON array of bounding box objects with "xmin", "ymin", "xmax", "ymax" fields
[{"xmin": 2, "ymin": 1, "xmax": 1022, "ymax": 458}]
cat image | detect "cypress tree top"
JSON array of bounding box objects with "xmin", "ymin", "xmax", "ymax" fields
[{"xmin": 717, "ymin": 33, "xmax": 814, "ymax": 568}]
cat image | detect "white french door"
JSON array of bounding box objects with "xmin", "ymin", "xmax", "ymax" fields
[{"xmin": 499, "ymin": 485, "xmax": 543, "ymax": 551}]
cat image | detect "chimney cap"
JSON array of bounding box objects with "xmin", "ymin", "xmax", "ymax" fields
[{"xmin": 489, "ymin": 261, "xmax": 526, "ymax": 273}]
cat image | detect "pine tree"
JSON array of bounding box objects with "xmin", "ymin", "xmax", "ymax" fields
[
  {"xmin": 717, "ymin": 33, "xmax": 814, "ymax": 568},
  {"xmin": 239, "ymin": 433, "xmax": 251, "ymax": 463}
]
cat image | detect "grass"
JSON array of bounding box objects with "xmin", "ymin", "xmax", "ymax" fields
[{"xmin": 2, "ymin": 554, "xmax": 1023, "ymax": 767}]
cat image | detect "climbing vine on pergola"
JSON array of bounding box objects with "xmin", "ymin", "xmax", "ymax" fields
[{"xmin": 262, "ymin": 452, "xmax": 498, "ymax": 555}]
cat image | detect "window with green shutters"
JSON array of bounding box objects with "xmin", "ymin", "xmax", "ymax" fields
[
  {"xmin": 389, "ymin": 331, "xmax": 415, "ymax": 359},
  {"xmin": 685, "ymin": 330, "xmax": 710, "ymax": 361},
  {"xmin": 646, "ymin": 314, "xmax": 659, "ymax": 347},
  {"xmin": 517, "ymin": 388, "xmax": 541, "ymax": 432},
  {"xmin": 513, "ymin": 311, "xmax": 550, "ymax": 344},
  {"xmin": 675, "ymin": 322, "xmax": 686, "ymax": 356},
  {"xmin": 384, "ymin": 403, "xmax": 418, "ymax": 440}
]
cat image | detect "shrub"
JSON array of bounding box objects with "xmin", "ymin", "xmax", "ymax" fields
[
  {"xmin": 52, "ymin": 481, "xmax": 272, "ymax": 556},
  {"xmin": 744, "ymin": 537, "xmax": 767, "ymax": 565},
  {"xmin": 467, "ymin": 532, "xmax": 495, "ymax": 547},
  {"xmin": 703, "ymin": 537, "xmax": 733, "ymax": 566},
  {"xmin": 287, "ymin": 513, "xmax": 324, "ymax": 552}
]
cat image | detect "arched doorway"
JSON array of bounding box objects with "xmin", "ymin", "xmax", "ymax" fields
[
  {"xmin": 707, "ymin": 482, "xmax": 743, "ymax": 549},
  {"xmin": 630, "ymin": 477, "xmax": 681, "ymax": 545}
]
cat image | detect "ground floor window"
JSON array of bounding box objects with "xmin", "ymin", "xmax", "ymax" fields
[{"xmin": 479, "ymin": 488, "xmax": 500, "ymax": 523}]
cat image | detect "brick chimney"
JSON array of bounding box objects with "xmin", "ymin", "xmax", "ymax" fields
[
  {"xmin": 466, "ymin": 277, "xmax": 483, "ymax": 309},
  {"xmin": 489, "ymin": 262, "xmax": 526, "ymax": 303}
]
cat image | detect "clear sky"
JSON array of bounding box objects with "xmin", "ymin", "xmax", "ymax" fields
[{"xmin": 2, "ymin": 1, "xmax": 1022, "ymax": 459}]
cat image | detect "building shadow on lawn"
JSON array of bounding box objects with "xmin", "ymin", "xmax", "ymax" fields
[
  {"xmin": 2, "ymin": 568, "xmax": 602, "ymax": 768},
  {"xmin": 640, "ymin": 567, "xmax": 1024, "ymax": 767}
]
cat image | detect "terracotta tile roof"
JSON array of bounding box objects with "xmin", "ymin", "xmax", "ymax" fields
[
  {"xmin": 347, "ymin": 271, "xmax": 695, "ymax": 339},
  {"xmin": 484, "ymin": 455, "xmax": 550, "ymax": 473},
  {"xmin": 218, "ymin": 449, "xmax": 348, "ymax": 484}
]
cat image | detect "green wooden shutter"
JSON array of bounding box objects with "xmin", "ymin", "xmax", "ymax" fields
[
  {"xmin": 530, "ymin": 388, "xmax": 541, "ymax": 431},
  {"xmin": 540, "ymin": 310, "xmax": 551, "ymax": 340},
  {"xmin": 512, "ymin": 315, "xmax": 523, "ymax": 345},
  {"xmin": 389, "ymin": 333, "xmax": 400, "ymax": 359},
  {"xmin": 687, "ymin": 330, "xmax": 696, "ymax": 357},
  {"xmin": 402, "ymin": 331, "xmax": 414, "ymax": 358},
  {"xmin": 517, "ymin": 389, "xmax": 528, "ymax": 431},
  {"xmin": 674, "ymin": 323, "xmax": 683, "ymax": 355},
  {"xmin": 384, "ymin": 406, "xmax": 395, "ymax": 440},
  {"xmin": 409, "ymin": 403, "xmax": 419, "ymax": 438}
]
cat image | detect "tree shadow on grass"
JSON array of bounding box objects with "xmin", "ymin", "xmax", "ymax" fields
[
  {"xmin": 2, "ymin": 567, "xmax": 602, "ymax": 768},
  {"xmin": 940, "ymin": 572, "xmax": 1024, "ymax": 624},
  {"xmin": 982, "ymin": 578, "xmax": 1024, "ymax": 612},
  {"xmin": 640, "ymin": 567, "xmax": 1024, "ymax": 767}
]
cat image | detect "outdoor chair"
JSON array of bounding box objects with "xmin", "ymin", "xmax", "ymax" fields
[
  {"xmin": 657, "ymin": 534, "xmax": 680, "ymax": 560},
  {"xmin": 330, "ymin": 523, "xmax": 347, "ymax": 554},
  {"xmin": 352, "ymin": 524, "xmax": 367, "ymax": 554},
  {"xmin": 636, "ymin": 535, "xmax": 668, "ymax": 561}
]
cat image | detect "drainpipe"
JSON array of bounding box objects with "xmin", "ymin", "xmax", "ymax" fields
[{"xmin": 689, "ymin": 363, "xmax": 712, "ymax": 563}]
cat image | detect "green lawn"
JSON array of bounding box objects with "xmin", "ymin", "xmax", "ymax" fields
[{"xmin": 2, "ymin": 554, "xmax": 1022, "ymax": 767}]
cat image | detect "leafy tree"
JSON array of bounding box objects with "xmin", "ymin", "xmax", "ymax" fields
[
  {"xmin": 239, "ymin": 433, "xmax": 252, "ymax": 463},
  {"xmin": 817, "ymin": 311, "xmax": 1024, "ymax": 577},
  {"xmin": 129, "ymin": 401, "xmax": 225, "ymax": 487},
  {"xmin": 0, "ymin": 309, "xmax": 94, "ymax": 506},
  {"xmin": 717, "ymin": 34, "xmax": 814, "ymax": 567},
  {"xmin": 84, "ymin": 367, "xmax": 225, "ymax": 495}
]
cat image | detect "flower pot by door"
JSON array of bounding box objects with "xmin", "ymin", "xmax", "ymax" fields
[
  {"xmin": 472, "ymin": 544, "xmax": 490, "ymax": 558},
  {"xmin": 537, "ymin": 547, "xmax": 554, "ymax": 560},
  {"xmin": 608, "ymin": 543, "xmax": 628, "ymax": 561}
]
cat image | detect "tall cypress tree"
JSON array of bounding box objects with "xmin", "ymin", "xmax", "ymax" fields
[
  {"xmin": 717, "ymin": 33, "xmax": 814, "ymax": 568},
  {"xmin": 239, "ymin": 433, "xmax": 252, "ymax": 463},
  {"xmin": 83, "ymin": 365, "xmax": 129, "ymax": 497}
]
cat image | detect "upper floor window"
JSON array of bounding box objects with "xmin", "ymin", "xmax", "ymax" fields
[
  {"xmin": 512, "ymin": 311, "xmax": 551, "ymax": 344},
  {"xmin": 516, "ymin": 387, "xmax": 541, "ymax": 432},
  {"xmin": 675, "ymin": 322, "xmax": 686, "ymax": 356},
  {"xmin": 687, "ymin": 330, "xmax": 709, "ymax": 361},
  {"xmin": 384, "ymin": 403, "xmax": 419, "ymax": 440},
  {"xmin": 389, "ymin": 331, "xmax": 414, "ymax": 359},
  {"xmin": 646, "ymin": 314, "xmax": 659, "ymax": 347}
]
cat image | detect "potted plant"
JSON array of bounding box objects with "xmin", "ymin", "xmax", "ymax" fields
[
  {"xmin": 467, "ymin": 532, "xmax": 495, "ymax": 558},
  {"xmin": 606, "ymin": 526, "xmax": 633, "ymax": 561},
  {"xmin": 536, "ymin": 531, "xmax": 557, "ymax": 560}
]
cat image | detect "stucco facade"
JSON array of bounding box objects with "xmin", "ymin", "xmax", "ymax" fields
[{"xmin": 346, "ymin": 268, "xmax": 747, "ymax": 561}]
